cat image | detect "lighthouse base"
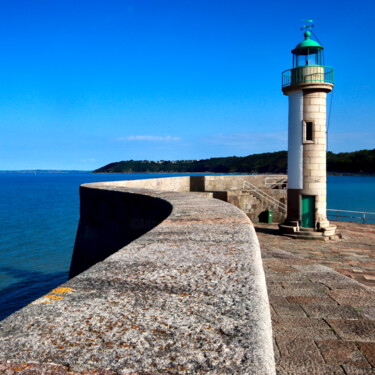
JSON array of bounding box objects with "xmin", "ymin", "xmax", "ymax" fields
[{"xmin": 279, "ymin": 222, "xmax": 338, "ymax": 240}]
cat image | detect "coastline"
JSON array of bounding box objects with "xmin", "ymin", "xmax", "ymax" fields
[
  {"xmin": 1, "ymin": 170, "xmax": 374, "ymax": 177},
  {"xmin": 93, "ymin": 171, "xmax": 375, "ymax": 177}
]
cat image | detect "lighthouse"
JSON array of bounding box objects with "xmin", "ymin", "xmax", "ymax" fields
[{"xmin": 280, "ymin": 23, "xmax": 336, "ymax": 238}]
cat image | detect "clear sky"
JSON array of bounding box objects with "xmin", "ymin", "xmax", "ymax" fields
[{"xmin": 0, "ymin": 0, "xmax": 374, "ymax": 170}]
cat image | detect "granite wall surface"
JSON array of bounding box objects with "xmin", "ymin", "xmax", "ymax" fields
[
  {"xmin": 0, "ymin": 179, "xmax": 276, "ymax": 374},
  {"xmin": 95, "ymin": 175, "xmax": 287, "ymax": 223}
]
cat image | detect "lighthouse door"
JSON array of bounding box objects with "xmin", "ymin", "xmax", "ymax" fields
[{"xmin": 301, "ymin": 196, "xmax": 315, "ymax": 228}]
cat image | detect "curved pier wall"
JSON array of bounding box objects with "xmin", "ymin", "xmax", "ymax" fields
[
  {"xmin": 70, "ymin": 186, "xmax": 173, "ymax": 278},
  {"xmin": 95, "ymin": 175, "xmax": 287, "ymax": 223},
  {"xmin": 96, "ymin": 176, "xmax": 191, "ymax": 192},
  {"xmin": 95, "ymin": 174, "xmax": 285, "ymax": 192},
  {"xmin": 0, "ymin": 180, "xmax": 275, "ymax": 374}
]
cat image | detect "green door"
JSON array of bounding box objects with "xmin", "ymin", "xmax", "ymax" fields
[{"xmin": 301, "ymin": 196, "xmax": 315, "ymax": 228}]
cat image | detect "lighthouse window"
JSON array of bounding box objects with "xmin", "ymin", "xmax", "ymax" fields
[
  {"xmin": 306, "ymin": 122, "xmax": 313, "ymax": 140},
  {"xmin": 303, "ymin": 121, "xmax": 314, "ymax": 143}
]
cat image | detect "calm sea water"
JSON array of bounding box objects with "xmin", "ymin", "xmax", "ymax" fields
[{"xmin": 0, "ymin": 172, "xmax": 374, "ymax": 321}]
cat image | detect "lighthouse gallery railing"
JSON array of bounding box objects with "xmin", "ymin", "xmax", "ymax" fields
[{"xmin": 282, "ymin": 65, "xmax": 334, "ymax": 88}]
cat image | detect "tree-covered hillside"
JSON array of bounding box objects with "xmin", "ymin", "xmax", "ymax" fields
[
  {"xmin": 327, "ymin": 149, "xmax": 375, "ymax": 174},
  {"xmin": 94, "ymin": 149, "xmax": 375, "ymax": 175}
]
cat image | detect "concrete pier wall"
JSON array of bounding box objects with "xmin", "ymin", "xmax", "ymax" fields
[
  {"xmin": 0, "ymin": 179, "xmax": 276, "ymax": 374},
  {"xmin": 97, "ymin": 175, "xmax": 287, "ymax": 223},
  {"xmin": 97, "ymin": 176, "xmax": 191, "ymax": 192},
  {"xmin": 69, "ymin": 186, "xmax": 173, "ymax": 278}
]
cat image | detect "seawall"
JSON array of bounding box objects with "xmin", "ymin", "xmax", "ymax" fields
[{"xmin": 0, "ymin": 177, "xmax": 276, "ymax": 374}]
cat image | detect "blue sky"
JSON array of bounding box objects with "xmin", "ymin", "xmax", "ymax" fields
[{"xmin": 0, "ymin": 0, "xmax": 374, "ymax": 170}]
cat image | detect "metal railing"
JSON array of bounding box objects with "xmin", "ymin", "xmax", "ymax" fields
[
  {"xmin": 327, "ymin": 209, "xmax": 375, "ymax": 224},
  {"xmin": 264, "ymin": 176, "xmax": 287, "ymax": 189},
  {"xmin": 243, "ymin": 181, "xmax": 287, "ymax": 213},
  {"xmin": 282, "ymin": 65, "xmax": 334, "ymax": 88}
]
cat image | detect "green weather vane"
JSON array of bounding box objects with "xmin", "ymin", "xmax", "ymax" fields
[
  {"xmin": 301, "ymin": 19, "xmax": 323, "ymax": 45},
  {"xmin": 301, "ymin": 20, "xmax": 314, "ymax": 32}
]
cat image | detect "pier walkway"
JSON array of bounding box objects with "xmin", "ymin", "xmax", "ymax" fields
[{"xmin": 256, "ymin": 222, "xmax": 375, "ymax": 374}]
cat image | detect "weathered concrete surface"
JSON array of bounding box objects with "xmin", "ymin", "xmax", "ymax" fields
[{"xmin": 0, "ymin": 183, "xmax": 275, "ymax": 374}]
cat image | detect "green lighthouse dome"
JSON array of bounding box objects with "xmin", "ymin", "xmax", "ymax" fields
[{"xmin": 292, "ymin": 31, "xmax": 324, "ymax": 55}]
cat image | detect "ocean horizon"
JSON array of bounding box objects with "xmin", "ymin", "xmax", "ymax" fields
[{"xmin": 0, "ymin": 172, "xmax": 374, "ymax": 321}]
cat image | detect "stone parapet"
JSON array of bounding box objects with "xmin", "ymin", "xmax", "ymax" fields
[
  {"xmin": 0, "ymin": 180, "xmax": 276, "ymax": 375},
  {"xmin": 100, "ymin": 175, "xmax": 288, "ymax": 224},
  {"xmin": 96, "ymin": 175, "xmax": 191, "ymax": 192}
]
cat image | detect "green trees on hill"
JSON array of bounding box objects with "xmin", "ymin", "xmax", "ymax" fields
[
  {"xmin": 327, "ymin": 149, "xmax": 375, "ymax": 174},
  {"xmin": 94, "ymin": 149, "xmax": 375, "ymax": 175}
]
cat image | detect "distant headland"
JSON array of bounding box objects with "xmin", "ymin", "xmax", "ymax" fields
[{"xmin": 94, "ymin": 149, "xmax": 375, "ymax": 175}]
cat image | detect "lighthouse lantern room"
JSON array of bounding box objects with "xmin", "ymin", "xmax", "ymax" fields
[{"xmin": 280, "ymin": 22, "xmax": 337, "ymax": 239}]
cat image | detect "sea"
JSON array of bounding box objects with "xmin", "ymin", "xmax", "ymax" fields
[{"xmin": 0, "ymin": 172, "xmax": 374, "ymax": 321}]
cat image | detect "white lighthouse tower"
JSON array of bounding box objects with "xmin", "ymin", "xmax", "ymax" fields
[{"xmin": 280, "ymin": 22, "xmax": 337, "ymax": 238}]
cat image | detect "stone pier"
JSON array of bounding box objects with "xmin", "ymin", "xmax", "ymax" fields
[{"xmin": 0, "ymin": 178, "xmax": 276, "ymax": 374}]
